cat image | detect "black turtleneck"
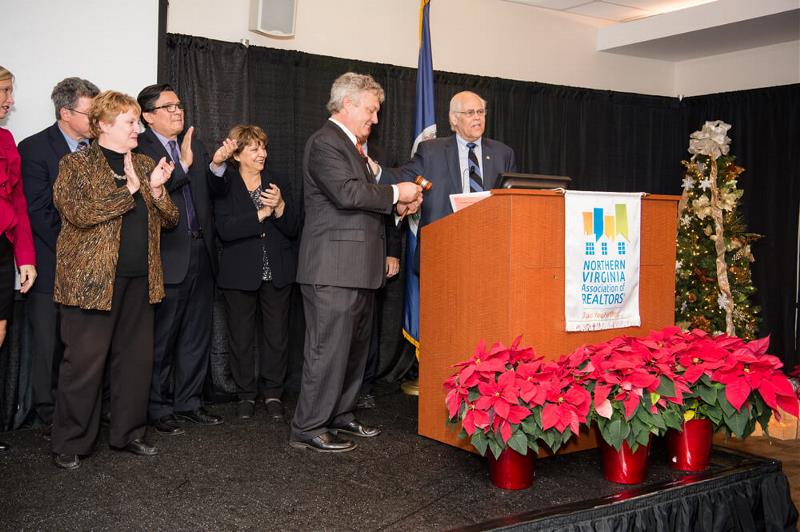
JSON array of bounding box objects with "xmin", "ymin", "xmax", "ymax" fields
[{"xmin": 100, "ymin": 146, "xmax": 148, "ymax": 278}]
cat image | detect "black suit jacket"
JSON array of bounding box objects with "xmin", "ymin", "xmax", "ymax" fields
[
  {"xmin": 215, "ymin": 168, "xmax": 299, "ymax": 290},
  {"xmin": 18, "ymin": 123, "xmax": 72, "ymax": 293},
  {"xmin": 135, "ymin": 128, "xmax": 229, "ymax": 282}
]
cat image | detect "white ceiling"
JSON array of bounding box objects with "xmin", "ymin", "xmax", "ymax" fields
[
  {"xmin": 504, "ymin": 0, "xmax": 719, "ymax": 22},
  {"xmin": 502, "ymin": 0, "xmax": 800, "ymax": 61}
]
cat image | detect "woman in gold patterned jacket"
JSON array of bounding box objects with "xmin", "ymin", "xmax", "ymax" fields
[{"xmin": 50, "ymin": 91, "xmax": 179, "ymax": 470}]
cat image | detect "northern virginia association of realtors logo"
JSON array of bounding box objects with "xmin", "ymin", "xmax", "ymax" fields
[{"xmin": 580, "ymin": 204, "xmax": 630, "ymax": 306}]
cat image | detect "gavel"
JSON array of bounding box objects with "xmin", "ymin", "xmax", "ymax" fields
[
  {"xmin": 415, "ymin": 175, "xmax": 432, "ymax": 191},
  {"xmin": 399, "ymin": 176, "xmax": 431, "ymax": 221}
]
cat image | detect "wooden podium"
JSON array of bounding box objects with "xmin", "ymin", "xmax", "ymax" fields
[{"xmin": 417, "ymin": 190, "xmax": 680, "ymax": 453}]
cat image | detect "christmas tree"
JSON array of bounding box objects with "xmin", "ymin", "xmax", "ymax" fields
[{"xmin": 675, "ymin": 121, "xmax": 761, "ymax": 338}]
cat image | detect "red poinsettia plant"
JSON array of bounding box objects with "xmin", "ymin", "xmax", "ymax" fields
[
  {"xmin": 561, "ymin": 333, "xmax": 687, "ymax": 452},
  {"xmin": 661, "ymin": 327, "xmax": 800, "ymax": 439},
  {"xmin": 444, "ymin": 337, "xmax": 590, "ymax": 459}
]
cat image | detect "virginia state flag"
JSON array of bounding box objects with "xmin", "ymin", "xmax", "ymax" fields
[{"xmin": 403, "ymin": 0, "xmax": 436, "ymax": 354}]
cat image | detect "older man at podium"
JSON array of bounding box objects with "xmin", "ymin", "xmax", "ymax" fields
[{"xmin": 387, "ymin": 91, "xmax": 516, "ymax": 270}]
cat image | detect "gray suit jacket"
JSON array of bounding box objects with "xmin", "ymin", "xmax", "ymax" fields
[{"xmin": 296, "ymin": 120, "xmax": 394, "ymax": 289}]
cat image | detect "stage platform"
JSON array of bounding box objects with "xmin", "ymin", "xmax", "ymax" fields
[{"xmin": 1, "ymin": 384, "xmax": 796, "ymax": 530}]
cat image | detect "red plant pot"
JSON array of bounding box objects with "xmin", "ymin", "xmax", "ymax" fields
[
  {"xmin": 666, "ymin": 418, "xmax": 713, "ymax": 472},
  {"xmin": 487, "ymin": 448, "xmax": 535, "ymax": 490},
  {"xmin": 598, "ymin": 437, "xmax": 650, "ymax": 484}
]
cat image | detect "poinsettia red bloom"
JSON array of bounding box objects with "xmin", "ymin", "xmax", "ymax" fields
[
  {"xmin": 713, "ymin": 348, "xmax": 799, "ymax": 417},
  {"xmin": 475, "ymin": 370, "xmax": 520, "ymax": 420},
  {"xmin": 541, "ymin": 379, "xmax": 591, "ymax": 434},
  {"xmin": 444, "ymin": 377, "xmax": 471, "ymax": 420},
  {"xmin": 515, "ymin": 360, "xmax": 551, "ymax": 406},
  {"xmin": 677, "ymin": 340, "xmax": 735, "ymax": 384},
  {"xmin": 451, "ymin": 339, "xmax": 511, "ymax": 386},
  {"xmin": 491, "ymin": 403, "xmax": 532, "ymax": 443},
  {"xmin": 461, "ymin": 402, "xmax": 490, "ymax": 435}
]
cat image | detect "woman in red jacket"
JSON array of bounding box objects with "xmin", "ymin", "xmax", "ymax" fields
[{"xmin": 0, "ymin": 66, "xmax": 38, "ymax": 453}]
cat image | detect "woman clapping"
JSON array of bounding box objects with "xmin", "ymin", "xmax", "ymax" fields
[{"xmin": 50, "ymin": 91, "xmax": 178, "ymax": 470}]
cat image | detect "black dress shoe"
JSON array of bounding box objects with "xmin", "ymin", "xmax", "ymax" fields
[
  {"xmin": 153, "ymin": 415, "xmax": 185, "ymax": 436},
  {"xmin": 53, "ymin": 453, "xmax": 80, "ymax": 470},
  {"xmin": 332, "ymin": 419, "xmax": 381, "ymax": 438},
  {"xmin": 111, "ymin": 438, "xmax": 159, "ymax": 456},
  {"xmin": 237, "ymin": 400, "xmax": 255, "ymax": 420},
  {"xmin": 0, "ymin": 440, "xmax": 9, "ymax": 453},
  {"xmin": 42, "ymin": 424, "xmax": 52, "ymax": 442},
  {"xmin": 264, "ymin": 399, "xmax": 285, "ymax": 422},
  {"xmin": 175, "ymin": 407, "xmax": 223, "ymax": 426},
  {"xmin": 289, "ymin": 432, "xmax": 357, "ymax": 453}
]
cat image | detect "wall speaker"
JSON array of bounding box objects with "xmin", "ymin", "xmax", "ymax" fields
[{"xmin": 249, "ymin": 0, "xmax": 297, "ymax": 37}]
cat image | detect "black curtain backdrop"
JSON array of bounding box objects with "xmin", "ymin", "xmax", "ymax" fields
[{"xmin": 162, "ymin": 33, "xmax": 799, "ymax": 376}]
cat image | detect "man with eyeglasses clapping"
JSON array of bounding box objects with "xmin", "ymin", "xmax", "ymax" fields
[{"xmin": 135, "ymin": 84, "xmax": 233, "ymax": 437}]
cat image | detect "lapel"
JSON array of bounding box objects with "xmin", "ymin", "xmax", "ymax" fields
[
  {"xmin": 142, "ymin": 128, "xmax": 187, "ymax": 180},
  {"xmin": 481, "ymin": 138, "xmax": 497, "ymax": 189},
  {"xmin": 46, "ymin": 123, "xmax": 72, "ymax": 162},
  {"xmin": 325, "ymin": 121, "xmax": 372, "ymax": 183},
  {"xmin": 445, "ymin": 136, "xmax": 462, "ymax": 194}
]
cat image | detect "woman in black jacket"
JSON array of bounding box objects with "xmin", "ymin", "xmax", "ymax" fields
[{"xmin": 214, "ymin": 125, "xmax": 299, "ymax": 421}]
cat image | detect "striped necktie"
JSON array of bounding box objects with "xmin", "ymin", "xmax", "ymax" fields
[{"xmin": 467, "ymin": 142, "xmax": 483, "ymax": 192}]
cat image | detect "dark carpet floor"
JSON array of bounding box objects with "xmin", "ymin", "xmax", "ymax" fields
[{"xmin": 0, "ymin": 383, "xmax": 785, "ymax": 530}]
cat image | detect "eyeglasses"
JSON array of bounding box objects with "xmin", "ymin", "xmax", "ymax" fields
[
  {"xmin": 69, "ymin": 108, "xmax": 90, "ymax": 116},
  {"xmin": 454, "ymin": 108, "xmax": 487, "ymax": 118},
  {"xmin": 149, "ymin": 102, "xmax": 184, "ymax": 113}
]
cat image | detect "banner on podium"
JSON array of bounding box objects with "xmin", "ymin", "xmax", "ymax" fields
[{"xmin": 564, "ymin": 191, "xmax": 642, "ymax": 332}]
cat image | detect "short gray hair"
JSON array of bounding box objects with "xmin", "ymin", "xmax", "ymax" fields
[
  {"xmin": 51, "ymin": 77, "xmax": 100, "ymax": 120},
  {"xmin": 326, "ymin": 72, "xmax": 385, "ymax": 114}
]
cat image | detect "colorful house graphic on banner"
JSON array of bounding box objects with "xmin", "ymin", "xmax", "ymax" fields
[{"xmin": 581, "ymin": 204, "xmax": 630, "ymax": 257}]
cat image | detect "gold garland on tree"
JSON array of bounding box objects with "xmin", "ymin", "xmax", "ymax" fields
[{"xmin": 675, "ymin": 121, "xmax": 761, "ymax": 338}]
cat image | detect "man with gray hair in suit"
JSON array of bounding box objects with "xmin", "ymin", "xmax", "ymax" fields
[
  {"xmin": 19, "ymin": 76, "xmax": 100, "ymax": 437},
  {"xmin": 290, "ymin": 72, "xmax": 422, "ymax": 453}
]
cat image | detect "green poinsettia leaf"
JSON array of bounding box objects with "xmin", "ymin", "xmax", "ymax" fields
[
  {"xmin": 635, "ymin": 428, "xmax": 651, "ymax": 447},
  {"xmin": 718, "ymin": 394, "xmax": 736, "ymax": 417},
  {"xmin": 521, "ymin": 418, "xmax": 537, "ymax": 436},
  {"xmin": 657, "ymin": 376, "xmax": 675, "ymax": 398},
  {"xmin": 697, "ymin": 384, "xmax": 717, "ymax": 405},
  {"xmin": 471, "ymin": 431, "xmax": 489, "ymax": 456},
  {"xmin": 704, "ymin": 405, "xmax": 723, "ymax": 425},
  {"xmin": 488, "ymin": 438, "xmax": 502, "ymax": 460},
  {"xmin": 724, "ymin": 411, "xmax": 747, "ymax": 438},
  {"xmin": 508, "ymin": 431, "xmax": 528, "ymax": 455},
  {"xmin": 528, "ymin": 437, "xmax": 540, "ymax": 452}
]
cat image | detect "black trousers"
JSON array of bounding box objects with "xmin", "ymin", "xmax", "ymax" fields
[
  {"xmin": 149, "ymin": 239, "xmax": 213, "ymax": 419},
  {"xmin": 27, "ymin": 291, "xmax": 64, "ymax": 425},
  {"xmin": 221, "ymin": 280, "xmax": 292, "ymax": 401},
  {"xmin": 362, "ymin": 286, "xmax": 389, "ymax": 395},
  {"xmin": 291, "ymin": 284, "xmax": 374, "ymax": 441},
  {"xmin": 51, "ymin": 276, "xmax": 153, "ymax": 455}
]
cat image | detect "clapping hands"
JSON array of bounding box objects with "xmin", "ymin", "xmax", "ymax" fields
[
  {"xmin": 257, "ymin": 183, "xmax": 285, "ymax": 221},
  {"xmin": 213, "ymin": 137, "xmax": 238, "ymax": 166}
]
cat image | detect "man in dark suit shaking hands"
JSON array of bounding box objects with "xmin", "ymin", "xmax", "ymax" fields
[{"xmin": 290, "ymin": 73, "xmax": 422, "ymax": 453}]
